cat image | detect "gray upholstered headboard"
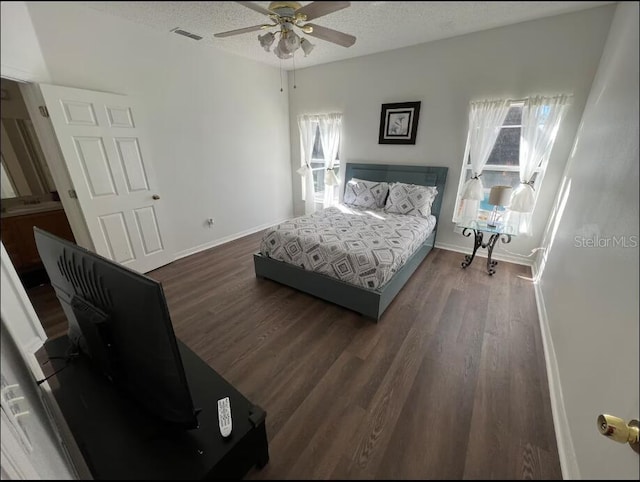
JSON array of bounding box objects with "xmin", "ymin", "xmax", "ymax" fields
[{"xmin": 343, "ymin": 163, "xmax": 448, "ymax": 224}]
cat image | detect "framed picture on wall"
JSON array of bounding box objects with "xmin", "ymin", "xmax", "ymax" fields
[{"xmin": 378, "ymin": 101, "xmax": 421, "ymax": 145}]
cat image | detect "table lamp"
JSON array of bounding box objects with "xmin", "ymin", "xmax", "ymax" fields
[{"xmin": 487, "ymin": 185, "xmax": 512, "ymax": 228}]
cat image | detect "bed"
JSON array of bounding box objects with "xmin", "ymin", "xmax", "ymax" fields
[{"xmin": 253, "ymin": 163, "xmax": 448, "ymax": 321}]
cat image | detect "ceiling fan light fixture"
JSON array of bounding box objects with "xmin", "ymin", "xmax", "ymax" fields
[
  {"xmin": 273, "ymin": 40, "xmax": 293, "ymax": 59},
  {"xmin": 284, "ymin": 30, "xmax": 301, "ymax": 52},
  {"xmin": 216, "ymin": 1, "xmax": 356, "ymax": 60},
  {"xmin": 300, "ymin": 37, "xmax": 315, "ymax": 56},
  {"xmin": 258, "ymin": 32, "xmax": 275, "ymax": 51}
]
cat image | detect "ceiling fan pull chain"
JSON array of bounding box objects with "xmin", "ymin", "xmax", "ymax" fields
[
  {"xmin": 293, "ymin": 55, "xmax": 297, "ymax": 89},
  {"xmin": 279, "ymin": 59, "xmax": 283, "ymax": 93}
]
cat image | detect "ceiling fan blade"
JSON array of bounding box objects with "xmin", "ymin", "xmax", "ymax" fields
[
  {"xmin": 305, "ymin": 23, "xmax": 356, "ymax": 47},
  {"xmin": 214, "ymin": 24, "xmax": 271, "ymax": 38},
  {"xmin": 235, "ymin": 1, "xmax": 273, "ymax": 16},
  {"xmin": 296, "ymin": 1, "xmax": 351, "ymax": 21}
]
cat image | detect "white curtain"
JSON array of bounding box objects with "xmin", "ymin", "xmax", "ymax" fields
[
  {"xmin": 318, "ymin": 113, "xmax": 342, "ymax": 208},
  {"xmin": 297, "ymin": 115, "xmax": 317, "ymax": 214},
  {"xmin": 509, "ymin": 94, "xmax": 570, "ymax": 235},
  {"xmin": 454, "ymin": 99, "xmax": 511, "ymax": 221}
]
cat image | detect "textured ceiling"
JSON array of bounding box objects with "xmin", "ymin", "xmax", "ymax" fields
[{"xmin": 82, "ymin": 1, "xmax": 613, "ymax": 70}]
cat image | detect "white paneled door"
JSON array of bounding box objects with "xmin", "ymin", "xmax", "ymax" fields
[{"xmin": 40, "ymin": 84, "xmax": 173, "ymax": 273}]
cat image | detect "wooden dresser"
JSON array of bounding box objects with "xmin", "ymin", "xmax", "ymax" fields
[{"xmin": 1, "ymin": 208, "xmax": 75, "ymax": 273}]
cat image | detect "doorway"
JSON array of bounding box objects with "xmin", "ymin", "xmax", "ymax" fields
[{"xmin": 1, "ymin": 78, "xmax": 71, "ymax": 339}]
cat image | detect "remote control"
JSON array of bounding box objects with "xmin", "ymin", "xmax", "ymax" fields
[{"xmin": 217, "ymin": 397, "xmax": 232, "ymax": 437}]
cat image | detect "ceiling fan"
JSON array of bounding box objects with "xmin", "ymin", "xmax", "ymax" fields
[{"xmin": 214, "ymin": 2, "xmax": 356, "ymax": 59}]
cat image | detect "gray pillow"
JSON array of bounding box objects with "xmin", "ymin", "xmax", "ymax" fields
[
  {"xmin": 343, "ymin": 178, "xmax": 389, "ymax": 209},
  {"xmin": 385, "ymin": 182, "xmax": 438, "ymax": 218}
]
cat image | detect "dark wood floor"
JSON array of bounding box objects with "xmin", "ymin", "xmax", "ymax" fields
[{"xmin": 26, "ymin": 231, "xmax": 562, "ymax": 480}]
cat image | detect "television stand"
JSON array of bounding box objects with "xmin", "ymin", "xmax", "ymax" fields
[{"xmin": 42, "ymin": 335, "xmax": 269, "ymax": 480}]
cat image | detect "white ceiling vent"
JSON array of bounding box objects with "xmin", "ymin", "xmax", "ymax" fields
[{"xmin": 170, "ymin": 28, "xmax": 203, "ymax": 41}]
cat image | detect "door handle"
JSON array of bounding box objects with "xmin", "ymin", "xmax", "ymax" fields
[
  {"xmin": 152, "ymin": 195, "xmax": 160, "ymax": 200},
  {"xmin": 597, "ymin": 414, "xmax": 639, "ymax": 454}
]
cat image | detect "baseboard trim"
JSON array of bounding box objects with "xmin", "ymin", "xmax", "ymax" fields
[
  {"xmin": 173, "ymin": 218, "xmax": 291, "ymax": 261},
  {"xmin": 434, "ymin": 241, "xmax": 533, "ymax": 266},
  {"xmin": 531, "ymin": 263, "xmax": 580, "ymax": 480}
]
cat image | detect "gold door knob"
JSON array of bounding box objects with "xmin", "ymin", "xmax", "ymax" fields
[
  {"xmin": 152, "ymin": 195, "xmax": 160, "ymax": 200},
  {"xmin": 597, "ymin": 414, "xmax": 640, "ymax": 454}
]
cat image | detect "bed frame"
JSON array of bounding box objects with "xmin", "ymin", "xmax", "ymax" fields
[{"xmin": 253, "ymin": 163, "xmax": 448, "ymax": 321}]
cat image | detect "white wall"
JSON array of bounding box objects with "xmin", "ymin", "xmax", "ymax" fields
[
  {"xmin": 21, "ymin": 1, "xmax": 292, "ymax": 258},
  {"xmin": 1, "ymin": 3, "xmax": 93, "ymax": 251},
  {"xmin": 0, "ymin": 1, "xmax": 51, "ymax": 83},
  {"xmin": 535, "ymin": 2, "xmax": 639, "ymax": 479},
  {"xmin": 288, "ymin": 5, "xmax": 615, "ymax": 262}
]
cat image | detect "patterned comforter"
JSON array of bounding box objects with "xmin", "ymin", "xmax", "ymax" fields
[{"xmin": 260, "ymin": 204, "xmax": 436, "ymax": 291}]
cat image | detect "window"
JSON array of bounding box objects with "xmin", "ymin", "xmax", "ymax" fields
[
  {"xmin": 455, "ymin": 102, "xmax": 544, "ymax": 222},
  {"xmin": 309, "ymin": 123, "xmax": 340, "ymax": 203},
  {"xmin": 298, "ymin": 113, "xmax": 342, "ymax": 210}
]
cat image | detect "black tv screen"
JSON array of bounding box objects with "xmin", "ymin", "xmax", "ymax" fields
[{"xmin": 34, "ymin": 227, "xmax": 198, "ymax": 429}]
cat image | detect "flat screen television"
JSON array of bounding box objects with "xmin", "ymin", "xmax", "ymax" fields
[{"xmin": 34, "ymin": 227, "xmax": 199, "ymax": 430}]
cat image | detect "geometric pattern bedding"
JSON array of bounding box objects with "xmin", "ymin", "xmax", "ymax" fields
[
  {"xmin": 385, "ymin": 183, "xmax": 438, "ymax": 218},
  {"xmin": 260, "ymin": 204, "xmax": 436, "ymax": 291},
  {"xmin": 343, "ymin": 178, "xmax": 389, "ymax": 209}
]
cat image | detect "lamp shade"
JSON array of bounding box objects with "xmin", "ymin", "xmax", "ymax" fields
[
  {"xmin": 488, "ymin": 185, "xmax": 513, "ymax": 207},
  {"xmin": 274, "ymin": 39, "xmax": 293, "ymax": 59},
  {"xmin": 284, "ymin": 31, "xmax": 300, "ymax": 53},
  {"xmin": 258, "ymin": 32, "xmax": 275, "ymax": 51},
  {"xmin": 300, "ymin": 38, "xmax": 315, "ymax": 56}
]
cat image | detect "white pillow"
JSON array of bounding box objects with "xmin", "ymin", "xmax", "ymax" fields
[
  {"xmin": 385, "ymin": 182, "xmax": 438, "ymax": 218},
  {"xmin": 343, "ymin": 178, "xmax": 389, "ymax": 209}
]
